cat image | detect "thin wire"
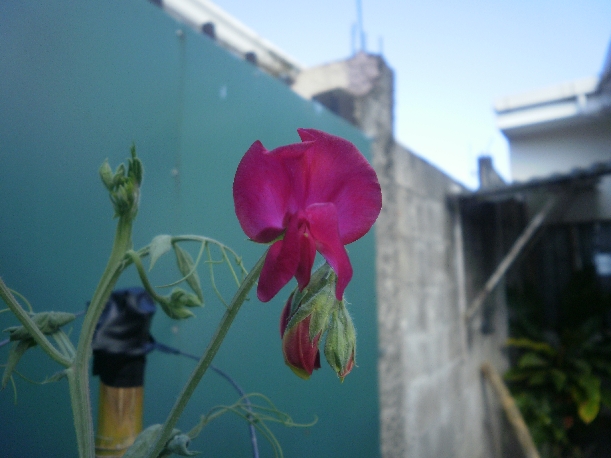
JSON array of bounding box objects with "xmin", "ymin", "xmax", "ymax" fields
[{"xmin": 152, "ymin": 342, "xmax": 260, "ymax": 458}]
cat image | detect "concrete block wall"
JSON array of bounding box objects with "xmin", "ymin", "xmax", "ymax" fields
[{"xmin": 376, "ymin": 141, "xmax": 509, "ymax": 458}]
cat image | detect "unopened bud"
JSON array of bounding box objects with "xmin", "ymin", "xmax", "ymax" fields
[{"xmin": 324, "ymin": 300, "xmax": 356, "ymax": 381}]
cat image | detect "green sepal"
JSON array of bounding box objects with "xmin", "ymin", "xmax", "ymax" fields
[
  {"xmin": 170, "ymin": 288, "xmax": 202, "ymax": 308},
  {"xmin": 113, "ymin": 163, "xmax": 126, "ymax": 186},
  {"xmin": 289, "ymin": 263, "xmax": 332, "ymax": 313},
  {"xmin": 174, "ymin": 243, "xmax": 204, "ymax": 304},
  {"xmin": 285, "ymin": 263, "xmax": 336, "ymax": 339},
  {"xmin": 99, "ymin": 160, "xmax": 114, "ymax": 190},
  {"xmin": 128, "ymin": 143, "xmax": 143, "ymax": 186},
  {"xmin": 102, "ymin": 145, "xmax": 143, "ymax": 219}
]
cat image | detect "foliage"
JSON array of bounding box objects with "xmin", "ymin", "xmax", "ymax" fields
[{"xmin": 505, "ymin": 268, "xmax": 611, "ymax": 457}]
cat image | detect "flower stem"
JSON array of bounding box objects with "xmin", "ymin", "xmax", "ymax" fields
[
  {"xmin": 145, "ymin": 250, "xmax": 267, "ymax": 458},
  {"xmin": 70, "ymin": 216, "xmax": 133, "ymax": 458}
]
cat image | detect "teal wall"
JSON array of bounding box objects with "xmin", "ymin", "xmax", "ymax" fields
[{"xmin": 0, "ymin": 1, "xmax": 379, "ymax": 456}]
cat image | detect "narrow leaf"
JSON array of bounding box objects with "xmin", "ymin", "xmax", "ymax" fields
[
  {"xmin": 174, "ymin": 244, "xmax": 204, "ymax": 303},
  {"xmin": 2, "ymin": 339, "xmax": 36, "ymax": 389},
  {"xmin": 149, "ymin": 235, "xmax": 173, "ymax": 270},
  {"xmin": 578, "ymin": 398, "xmax": 600, "ymax": 424},
  {"xmin": 517, "ymin": 352, "xmax": 549, "ymax": 369}
]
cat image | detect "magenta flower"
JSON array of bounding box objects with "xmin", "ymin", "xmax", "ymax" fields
[{"xmin": 233, "ymin": 128, "xmax": 382, "ymax": 302}]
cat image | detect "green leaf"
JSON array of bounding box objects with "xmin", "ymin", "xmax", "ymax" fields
[
  {"xmin": 572, "ymin": 374, "xmax": 601, "ymax": 424},
  {"xmin": 173, "ymin": 244, "xmax": 204, "ymax": 304},
  {"xmin": 149, "ymin": 235, "xmax": 173, "ymax": 271},
  {"xmin": 2, "ymin": 339, "xmax": 36, "ymax": 389},
  {"xmin": 578, "ymin": 398, "xmax": 600, "ymax": 424},
  {"xmin": 527, "ymin": 371, "xmax": 547, "ymax": 386},
  {"xmin": 517, "ymin": 352, "xmax": 550, "ymax": 369},
  {"xmin": 504, "ymin": 367, "xmax": 529, "ymax": 382},
  {"xmin": 3, "ymin": 311, "xmax": 76, "ymax": 341},
  {"xmin": 123, "ymin": 425, "xmax": 182, "ymax": 458},
  {"xmin": 549, "ymin": 369, "xmax": 567, "ymax": 391},
  {"xmin": 506, "ymin": 337, "xmax": 556, "ymax": 356}
]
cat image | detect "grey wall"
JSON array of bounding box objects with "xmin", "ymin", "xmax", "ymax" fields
[{"xmin": 375, "ymin": 140, "xmax": 510, "ymax": 458}]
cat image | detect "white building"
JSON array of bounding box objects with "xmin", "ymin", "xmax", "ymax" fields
[{"xmin": 495, "ymin": 39, "xmax": 611, "ymax": 221}]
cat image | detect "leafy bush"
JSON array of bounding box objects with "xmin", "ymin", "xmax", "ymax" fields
[{"xmin": 505, "ymin": 268, "xmax": 611, "ymax": 457}]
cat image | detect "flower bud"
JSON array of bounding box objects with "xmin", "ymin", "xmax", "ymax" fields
[
  {"xmin": 324, "ymin": 301, "xmax": 356, "ymax": 381},
  {"xmin": 280, "ymin": 295, "xmax": 321, "ymax": 379},
  {"xmin": 99, "ymin": 160, "xmax": 114, "ymax": 190},
  {"xmin": 280, "ymin": 263, "xmax": 358, "ymax": 380},
  {"xmin": 101, "ymin": 145, "xmax": 143, "ymax": 220},
  {"xmin": 156, "ymin": 288, "xmax": 201, "ymax": 320}
]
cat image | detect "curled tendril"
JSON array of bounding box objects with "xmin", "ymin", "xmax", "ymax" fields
[
  {"xmin": 124, "ymin": 235, "xmax": 249, "ymax": 318},
  {"xmin": 186, "ymin": 393, "xmax": 317, "ymax": 458}
]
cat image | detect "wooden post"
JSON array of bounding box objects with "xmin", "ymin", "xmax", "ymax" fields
[
  {"xmin": 481, "ymin": 362, "xmax": 540, "ymax": 458},
  {"xmin": 465, "ymin": 195, "xmax": 558, "ymax": 321}
]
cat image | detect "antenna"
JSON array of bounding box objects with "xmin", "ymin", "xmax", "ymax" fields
[{"xmin": 356, "ymin": 0, "xmax": 366, "ymax": 52}]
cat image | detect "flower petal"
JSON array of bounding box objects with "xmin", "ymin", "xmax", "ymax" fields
[
  {"xmin": 297, "ymin": 128, "xmax": 382, "ymax": 245},
  {"xmin": 233, "ymin": 140, "xmax": 310, "ymax": 242},
  {"xmin": 257, "ymin": 214, "xmax": 303, "ymax": 302},
  {"xmin": 282, "ymin": 314, "xmax": 321, "ymax": 379},
  {"xmin": 294, "ymin": 225, "xmax": 316, "ymax": 291},
  {"xmin": 306, "ymin": 203, "xmax": 353, "ymax": 299}
]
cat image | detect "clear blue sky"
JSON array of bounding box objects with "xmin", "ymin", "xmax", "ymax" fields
[{"xmin": 211, "ymin": 0, "xmax": 611, "ymax": 187}]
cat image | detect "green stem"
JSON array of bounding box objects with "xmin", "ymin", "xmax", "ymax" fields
[
  {"xmin": 0, "ymin": 278, "xmax": 72, "ymax": 367},
  {"xmin": 125, "ymin": 250, "xmax": 166, "ymax": 303},
  {"xmin": 70, "ymin": 216, "xmax": 134, "ymax": 458},
  {"xmin": 145, "ymin": 250, "xmax": 267, "ymax": 458}
]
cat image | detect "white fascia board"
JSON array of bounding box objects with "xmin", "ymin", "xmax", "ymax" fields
[
  {"xmin": 494, "ymin": 76, "xmax": 599, "ymax": 113},
  {"xmin": 496, "ymin": 100, "xmax": 581, "ymax": 131},
  {"xmin": 160, "ymin": 0, "xmax": 304, "ymax": 78}
]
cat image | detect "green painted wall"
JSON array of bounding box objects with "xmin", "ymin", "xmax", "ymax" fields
[{"xmin": 0, "ymin": 1, "xmax": 379, "ymax": 456}]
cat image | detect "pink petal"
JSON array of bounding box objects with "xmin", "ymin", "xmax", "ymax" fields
[
  {"xmin": 282, "ymin": 315, "xmax": 321, "ymax": 378},
  {"xmin": 257, "ymin": 214, "xmax": 302, "ymax": 302},
  {"xmin": 306, "ymin": 203, "xmax": 353, "ymax": 299},
  {"xmin": 297, "ymin": 128, "xmax": 382, "ymax": 245},
  {"xmin": 294, "ymin": 226, "xmax": 316, "ymax": 291},
  {"xmin": 233, "ymin": 140, "xmax": 309, "ymax": 242}
]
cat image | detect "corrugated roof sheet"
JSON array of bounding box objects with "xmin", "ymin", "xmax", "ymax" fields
[{"xmin": 456, "ymin": 160, "xmax": 611, "ymax": 199}]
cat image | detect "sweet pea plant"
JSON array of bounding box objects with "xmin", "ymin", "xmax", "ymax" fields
[{"xmin": 0, "ymin": 129, "xmax": 382, "ymax": 457}]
